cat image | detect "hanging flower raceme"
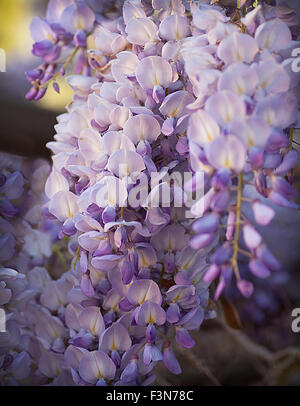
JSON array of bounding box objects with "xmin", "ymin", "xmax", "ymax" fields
[
  {"xmin": 184, "ymin": 2, "xmax": 299, "ymax": 300},
  {"xmin": 19, "ymin": 0, "xmax": 300, "ymax": 386},
  {"xmin": 25, "ymin": 0, "xmax": 126, "ymax": 100},
  {"xmin": 0, "ymin": 153, "xmax": 77, "ymax": 385}
]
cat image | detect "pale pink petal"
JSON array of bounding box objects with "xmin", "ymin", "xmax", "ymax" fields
[
  {"xmin": 126, "ymin": 17, "xmax": 159, "ymax": 46},
  {"xmin": 255, "ymin": 18, "xmax": 291, "ymax": 52},
  {"xmin": 188, "ymin": 110, "xmax": 220, "ymax": 147},
  {"xmin": 48, "ymin": 191, "xmax": 78, "ymax": 222},
  {"xmin": 217, "ymin": 32, "xmax": 259, "ymax": 65},
  {"xmin": 159, "ymin": 14, "xmax": 190, "ymax": 41},
  {"xmin": 123, "ymin": 114, "xmax": 161, "ymax": 144},
  {"xmin": 136, "ymin": 56, "xmax": 173, "ymax": 90}
]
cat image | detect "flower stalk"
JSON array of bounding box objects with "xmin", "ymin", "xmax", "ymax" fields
[
  {"xmin": 232, "ymin": 173, "xmax": 243, "ymax": 281},
  {"xmin": 40, "ymin": 46, "xmax": 80, "ymax": 89}
]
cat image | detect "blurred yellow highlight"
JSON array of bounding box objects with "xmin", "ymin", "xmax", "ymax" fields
[{"xmin": 0, "ymin": 0, "xmax": 73, "ymax": 111}]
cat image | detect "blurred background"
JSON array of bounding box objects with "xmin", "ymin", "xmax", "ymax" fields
[
  {"xmin": 0, "ymin": 0, "xmax": 300, "ymax": 386},
  {"xmin": 0, "ymin": 0, "xmax": 73, "ymax": 158}
]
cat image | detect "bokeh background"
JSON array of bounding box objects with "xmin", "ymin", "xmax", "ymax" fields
[
  {"xmin": 0, "ymin": 0, "xmax": 73, "ymax": 158},
  {"xmin": 0, "ymin": 0, "xmax": 300, "ymax": 386}
]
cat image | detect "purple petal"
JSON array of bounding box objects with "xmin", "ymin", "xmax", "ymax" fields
[
  {"xmin": 272, "ymin": 177, "xmax": 297, "ymax": 200},
  {"xmin": 74, "ymin": 29, "xmax": 87, "ymax": 47},
  {"xmin": 146, "ymin": 323, "xmax": 157, "ymax": 343},
  {"xmin": 119, "ymin": 297, "xmax": 135, "ymax": 312},
  {"xmin": 266, "ymin": 132, "xmax": 289, "ymax": 153},
  {"xmin": 30, "ymin": 16, "xmax": 57, "ymax": 42},
  {"xmin": 120, "ymin": 357, "xmax": 138, "ymax": 383},
  {"xmin": 166, "ymin": 303, "xmax": 181, "ymax": 324},
  {"xmin": 210, "ymin": 189, "xmax": 231, "ymax": 212},
  {"xmin": 268, "ymin": 191, "xmax": 298, "ymax": 209},
  {"xmin": 102, "ymin": 206, "xmax": 116, "ymax": 224},
  {"xmin": 252, "ymin": 200, "xmax": 275, "ymax": 226},
  {"xmin": 162, "ymin": 117, "xmax": 175, "ymax": 136},
  {"xmin": 159, "ymin": 14, "xmax": 190, "ymax": 41},
  {"xmin": 144, "ymin": 344, "xmax": 162, "ymax": 364},
  {"xmin": 62, "ymin": 218, "xmax": 76, "ymax": 236},
  {"xmin": 205, "ymin": 135, "xmax": 246, "ymax": 173},
  {"xmin": 163, "ymin": 343, "xmax": 181, "ymax": 375},
  {"xmin": 217, "ymin": 32, "xmax": 258, "ymax": 65},
  {"xmin": 249, "ymin": 259, "xmax": 271, "ymax": 279},
  {"xmin": 80, "ymin": 274, "xmax": 95, "ymax": 298},
  {"xmin": 204, "ymin": 264, "xmax": 220, "ymax": 283},
  {"xmin": 190, "ymin": 233, "xmax": 215, "ymax": 250},
  {"xmin": 136, "ymin": 56, "xmax": 173, "ymax": 90},
  {"xmin": 212, "ymin": 246, "xmax": 232, "ymax": 265},
  {"xmin": 123, "ymin": 113, "xmax": 161, "ymax": 145},
  {"xmin": 60, "ymin": 1, "xmax": 95, "ymax": 34},
  {"xmin": 192, "ymin": 213, "xmax": 219, "ymax": 234},
  {"xmin": 25, "ymin": 87, "xmax": 38, "ymax": 100},
  {"xmin": 175, "ymin": 327, "xmax": 195, "ymax": 349},
  {"xmin": 243, "ymin": 224, "xmax": 262, "ymax": 250},
  {"xmin": 78, "ymin": 306, "xmax": 104, "ymax": 336},
  {"xmin": 79, "ymin": 351, "xmax": 116, "ymax": 383},
  {"xmin": 137, "ymin": 301, "xmax": 166, "ymax": 326},
  {"xmin": 256, "ymin": 245, "xmax": 280, "ymax": 272},
  {"xmin": 126, "ymin": 17, "xmax": 158, "ymax": 46},
  {"xmin": 274, "ymin": 150, "xmax": 299, "ymax": 175},
  {"xmin": 0, "ymin": 198, "xmax": 18, "ymax": 218},
  {"xmin": 237, "ymin": 279, "xmax": 254, "ymax": 298},
  {"xmin": 99, "ymin": 322, "xmax": 132, "ymax": 353},
  {"xmin": 0, "ymin": 233, "xmax": 16, "ymax": 261},
  {"xmin": 143, "ymin": 343, "xmax": 152, "ymax": 366},
  {"xmin": 91, "ymin": 254, "xmax": 122, "ymax": 272},
  {"xmin": 249, "ymin": 147, "xmax": 264, "ymax": 169},
  {"xmin": 127, "ymin": 279, "xmax": 162, "ymax": 306},
  {"xmin": 211, "ymin": 168, "xmax": 230, "ymax": 190},
  {"xmin": 64, "ymin": 345, "xmax": 87, "ymax": 370},
  {"xmin": 214, "ymin": 277, "xmax": 226, "ymax": 300},
  {"xmin": 226, "ymin": 210, "xmax": 236, "ymax": 241},
  {"xmin": 255, "ymin": 18, "xmax": 291, "ymax": 52},
  {"xmin": 188, "ymin": 110, "xmax": 220, "ymax": 147},
  {"xmin": 32, "ymin": 39, "xmax": 54, "ymax": 57},
  {"xmin": 254, "ymin": 93, "xmax": 297, "ymax": 129},
  {"xmin": 120, "ymin": 260, "xmax": 134, "ymax": 285}
]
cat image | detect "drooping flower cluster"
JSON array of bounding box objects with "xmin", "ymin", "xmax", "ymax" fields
[
  {"xmin": 25, "ymin": 0, "xmax": 125, "ymax": 100},
  {"xmin": 0, "ymin": 153, "xmax": 75, "ymax": 385},
  {"xmin": 186, "ymin": 2, "xmax": 299, "ymax": 299},
  {"xmin": 14, "ymin": 0, "xmax": 300, "ymax": 386}
]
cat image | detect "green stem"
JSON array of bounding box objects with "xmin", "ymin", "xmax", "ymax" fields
[
  {"xmin": 232, "ymin": 173, "xmax": 243, "ymax": 281},
  {"xmin": 289, "ymin": 128, "xmax": 294, "ymax": 151},
  {"xmin": 238, "ymin": 248, "xmax": 252, "ymax": 259},
  {"xmin": 40, "ymin": 46, "xmax": 80, "ymax": 89},
  {"xmin": 74, "ymin": 245, "xmax": 81, "ymax": 270},
  {"xmin": 237, "ymin": 0, "xmax": 246, "ymax": 32}
]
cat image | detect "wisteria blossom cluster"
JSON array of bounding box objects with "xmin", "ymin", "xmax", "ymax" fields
[
  {"xmin": 0, "ymin": 154, "xmax": 73, "ymax": 384},
  {"xmin": 25, "ymin": 0, "xmax": 125, "ymax": 100},
  {"xmin": 2, "ymin": 0, "xmax": 298, "ymax": 386}
]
